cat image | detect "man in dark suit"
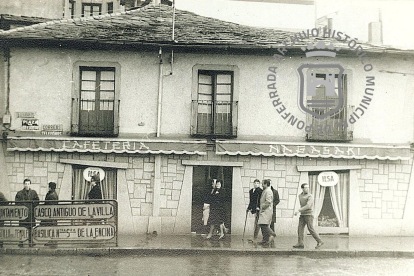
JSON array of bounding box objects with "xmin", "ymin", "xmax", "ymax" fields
[
  {"xmin": 15, "ymin": 179, "xmax": 39, "ymax": 247},
  {"xmin": 247, "ymin": 179, "xmax": 262, "ymax": 243}
]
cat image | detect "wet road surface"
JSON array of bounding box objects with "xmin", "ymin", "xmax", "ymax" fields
[{"xmin": 1, "ymin": 255, "xmax": 414, "ymax": 276}]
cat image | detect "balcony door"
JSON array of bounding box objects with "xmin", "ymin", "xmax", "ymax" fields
[
  {"xmin": 196, "ymin": 71, "xmax": 234, "ymax": 136},
  {"xmin": 79, "ymin": 67, "xmax": 115, "ymax": 136}
]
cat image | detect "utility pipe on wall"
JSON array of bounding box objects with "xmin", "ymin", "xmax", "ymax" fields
[{"xmin": 156, "ymin": 47, "xmax": 163, "ymax": 137}]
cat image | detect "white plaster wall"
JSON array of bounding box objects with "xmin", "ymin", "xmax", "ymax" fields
[{"xmin": 8, "ymin": 47, "xmax": 414, "ymax": 144}]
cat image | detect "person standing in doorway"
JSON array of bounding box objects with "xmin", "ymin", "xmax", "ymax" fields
[
  {"xmin": 257, "ymin": 179, "xmax": 276, "ymax": 247},
  {"xmin": 15, "ymin": 179, "xmax": 39, "ymax": 247},
  {"xmin": 247, "ymin": 179, "xmax": 262, "ymax": 243},
  {"xmin": 293, "ymin": 183, "xmax": 324, "ymax": 249},
  {"xmin": 88, "ymin": 174, "xmax": 103, "ymax": 201},
  {"xmin": 206, "ymin": 180, "xmax": 226, "ymax": 240}
]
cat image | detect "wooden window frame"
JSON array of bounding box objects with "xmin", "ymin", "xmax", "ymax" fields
[
  {"xmin": 71, "ymin": 61, "xmax": 121, "ymax": 137},
  {"xmin": 82, "ymin": 3, "xmax": 102, "ymax": 17},
  {"xmin": 191, "ymin": 64, "xmax": 239, "ymax": 138}
]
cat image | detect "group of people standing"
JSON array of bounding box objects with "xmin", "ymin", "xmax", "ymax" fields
[
  {"xmin": 247, "ymin": 179, "xmax": 279, "ymax": 247},
  {"xmin": 0, "ymin": 176, "xmax": 102, "ymax": 247},
  {"xmin": 248, "ymin": 180, "xmax": 324, "ymax": 249}
]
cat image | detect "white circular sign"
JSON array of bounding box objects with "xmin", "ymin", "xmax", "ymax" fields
[
  {"xmin": 83, "ymin": 167, "xmax": 105, "ymax": 182},
  {"xmin": 317, "ymin": 171, "xmax": 339, "ymax": 187}
]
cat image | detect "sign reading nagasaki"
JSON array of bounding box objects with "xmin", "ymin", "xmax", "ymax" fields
[
  {"xmin": 318, "ymin": 171, "xmax": 339, "ymax": 187},
  {"xmin": 34, "ymin": 203, "xmax": 115, "ymax": 220},
  {"xmin": 0, "ymin": 206, "xmax": 29, "ymax": 221},
  {"xmin": 33, "ymin": 225, "xmax": 116, "ymax": 241},
  {"xmin": 0, "ymin": 227, "xmax": 29, "ymax": 241}
]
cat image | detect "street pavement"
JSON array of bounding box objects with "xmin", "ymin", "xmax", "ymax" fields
[{"xmin": 1, "ymin": 234, "xmax": 414, "ymax": 257}]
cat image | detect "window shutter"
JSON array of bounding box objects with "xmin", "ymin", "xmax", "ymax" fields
[
  {"xmin": 231, "ymin": 101, "xmax": 238, "ymax": 137},
  {"xmin": 190, "ymin": 100, "xmax": 198, "ymax": 135},
  {"xmin": 71, "ymin": 97, "xmax": 79, "ymax": 134},
  {"xmin": 114, "ymin": 99, "xmax": 120, "ymax": 136}
]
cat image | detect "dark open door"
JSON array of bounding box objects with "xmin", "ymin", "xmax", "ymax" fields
[{"xmin": 191, "ymin": 166, "xmax": 232, "ymax": 234}]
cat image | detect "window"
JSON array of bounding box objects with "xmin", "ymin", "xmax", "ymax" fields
[
  {"xmin": 107, "ymin": 2, "xmax": 114, "ymax": 14},
  {"xmin": 69, "ymin": 0, "xmax": 76, "ymax": 18},
  {"xmin": 71, "ymin": 62, "xmax": 120, "ymax": 137},
  {"xmin": 82, "ymin": 3, "xmax": 102, "ymax": 17},
  {"xmin": 72, "ymin": 166, "xmax": 117, "ymax": 200},
  {"xmin": 308, "ymin": 171, "xmax": 349, "ymax": 234},
  {"xmin": 306, "ymin": 73, "xmax": 353, "ymax": 141},
  {"xmin": 191, "ymin": 67, "xmax": 239, "ymax": 137}
]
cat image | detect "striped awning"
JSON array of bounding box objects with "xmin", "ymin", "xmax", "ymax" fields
[
  {"xmin": 7, "ymin": 137, "xmax": 207, "ymax": 155},
  {"xmin": 216, "ymin": 140, "xmax": 411, "ymax": 161}
]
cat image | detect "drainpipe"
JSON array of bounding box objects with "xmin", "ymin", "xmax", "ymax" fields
[{"xmin": 156, "ymin": 47, "xmax": 163, "ymax": 137}]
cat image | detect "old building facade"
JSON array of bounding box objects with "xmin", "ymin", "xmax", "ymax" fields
[{"xmin": 0, "ymin": 5, "xmax": 413, "ymax": 237}]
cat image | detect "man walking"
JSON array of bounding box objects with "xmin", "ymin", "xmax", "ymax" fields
[
  {"xmin": 257, "ymin": 179, "xmax": 276, "ymax": 247},
  {"xmin": 15, "ymin": 179, "xmax": 39, "ymax": 247},
  {"xmin": 293, "ymin": 183, "xmax": 324, "ymax": 249},
  {"xmin": 247, "ymin": 179, "xmax": 262, "ymax": 243}
]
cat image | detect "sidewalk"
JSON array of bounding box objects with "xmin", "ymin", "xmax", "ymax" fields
[{"xmin": 2, "ymin": 234, "xmax": 414, "ymax": 257}]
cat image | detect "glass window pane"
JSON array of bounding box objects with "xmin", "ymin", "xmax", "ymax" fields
[
  {"xmin": 216, "ymin": 94, "xmax": 231, "ymax": 102},
  {"xmin": 216, "ymin": 74, "xmax": 231, "ymax": 84},
  {"xmin": 199, "ymin": 74, "xmax": 212, "ymax": 84},
  {"xmin": 100, "ymin": 91, "xmax": 115, "ymax": 100},
  {"xmin": 216, "ymin": 84, "xmax": 231, "ymax": 95},
  {"xmin": 81, "ymin": 101, "xmax": 95, "ymax": 111},
  {"xmin": 100, "ymin": 101, "xmax": 114, "ymax": 110},
  {"xmin": 81, "ymin": 71, "xmax": 96, "ymax": 81},
  {"xmin": 81, "ymin": 91, "xmax": 95, "ymax": 100},
  {"xmin": 198, "ymin": 102, "xmax": 212, "ymax": 114},
  {"xmin": 101, "ymin": 71, "xmax": 115, "ymax": 81},
  {"xmin": 198, "ymin": 84, "xmax": 212, "ymax": 96},
  {"xmin": 100, "ymin": 81, "xmax": 115, "ymax": 91},
  {"xmin": 81, "ymin": 81, "xmax": 96, "ymax": 91}
]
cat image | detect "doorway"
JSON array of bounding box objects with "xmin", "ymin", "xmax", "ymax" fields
[{"xmin": 191, "ymin": 166, "xmax": 233, "ymax": 234}]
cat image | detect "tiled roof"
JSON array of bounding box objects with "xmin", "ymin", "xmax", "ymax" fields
[{"xmin": 0, "ymin": 5, "xmax": 398, "ymax": 52}]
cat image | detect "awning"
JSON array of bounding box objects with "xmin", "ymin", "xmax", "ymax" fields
[
  {"xmin": 7, "ymin": 137, "xmax": 207, "ymax": 155},
  {"xmin": 216, "ymin": 140, "xmax": 411, "ymax": 161}
]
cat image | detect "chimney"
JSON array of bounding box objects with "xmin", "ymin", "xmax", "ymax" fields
[{"xmin": 368, "ymin": 22, "xmax": 383, "ymax": 45}]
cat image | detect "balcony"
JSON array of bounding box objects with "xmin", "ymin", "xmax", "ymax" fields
[
  {"xmin": 191, "ymin": 100, "xmax": 238, "ymax": 138},
  {"xmin": 306, "ymin": 105, "xmax": 354, "ymax": 142}
]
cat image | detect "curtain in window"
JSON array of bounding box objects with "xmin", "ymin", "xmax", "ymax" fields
[
  {"xmin": 73, "ymin": 167, "xmax": 117, "ymax": 200},
  {"xmin": 309, "ymin": 171, "xmax": 349, "ymax": 228},
  {"xmin": 329, "ymin": 172, "xmax": 349, "ymax": 227},
  {"xmin": 309, "ymin": 175, "xmax": 326, "ymax": 219}
]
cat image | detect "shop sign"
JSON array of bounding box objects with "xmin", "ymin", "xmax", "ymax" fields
[
  {"xmin": 16, "ymin": 112, "xmax": 35, "ymax": 118},
  {"xmin": 318, "ymin": 171, "xmax": 339, "ymax": 187},
  {"xmin": 41, "ymin": 124, "xmax": 63, "ymax": 136},
  {"xmin": 34, "ymin": 203, "xmax": 115, "ymax": 220},
  {"xmin": 83, "ymin": 167, "xmax": 105, "ymax": 182},
  {"xmin": 21, "ymin": 119, "xmax": 39, "ymax": 131},
  {"xmin": 0, "ymin": 227, "xmax": 29, "ymax": 242},
  {"xmin": 33, "ymin": 224, "xmax": 116, "ymax": 241},
  {"xmin": 0, "ymin": 206, "xmax": 29, "ymax": 221}
]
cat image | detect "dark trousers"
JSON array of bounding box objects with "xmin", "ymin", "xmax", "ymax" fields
[
  {"xmin": 253, "ymin": 213, "xmax": 260, "ymax": 239},
  {"xmin": 259, "ymin": 224, "xmax": 276, "ymax": 243},
  {"xmin": 297, "ymin": 215, "xmax": 322, "ymax": 245}
]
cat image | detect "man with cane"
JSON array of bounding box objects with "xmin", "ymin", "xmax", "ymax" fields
[{"xmin": 245, "ymin": 179, "xmax": 262, "ymax": 243}]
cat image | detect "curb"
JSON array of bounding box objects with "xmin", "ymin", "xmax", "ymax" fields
[{"xmin": 1, "ymin": 247, "xmax": 414, "ymax": 258}]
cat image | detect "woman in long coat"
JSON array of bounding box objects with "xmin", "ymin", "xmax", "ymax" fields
[{"xmin": 206, "ymin": 180, "xmax": 226, "ymax": 239}]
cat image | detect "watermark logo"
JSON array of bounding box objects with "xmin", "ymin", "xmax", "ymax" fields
[{"xmin": 269, "ymin": 28, "xmax": 376, "ymax": 139}]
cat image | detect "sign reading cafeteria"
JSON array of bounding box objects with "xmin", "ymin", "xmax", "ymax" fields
[
  {"xmin": 83, "ymin": 167, "xmax": 105, "ymax": 182},
  {"xmin": 34, "ymin": 203, "xmax": 115, "ymax": 220},
  {"xmin": 318, "ymin": 171, "xmax": 339, "ymax": 187},
  {"xmin": 33, "ymin": 225, "xmax": 116, "ymax": 241}
]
